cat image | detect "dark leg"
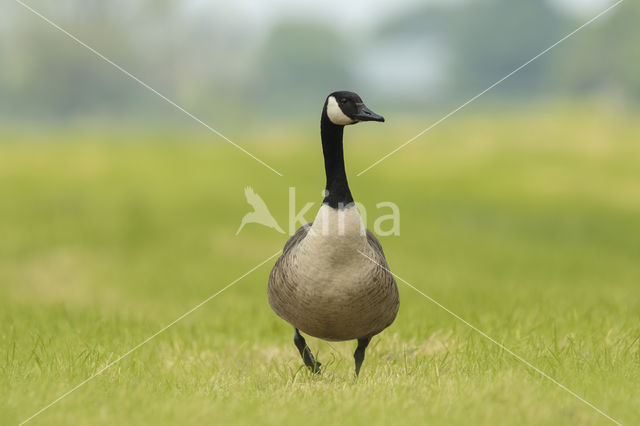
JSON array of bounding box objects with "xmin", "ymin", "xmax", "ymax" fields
[
  {"xmin": 354, "ymin": 337, "xmax": 371, "ymax": 377},
  {"xmin": 293, "ymin": 328, "xmax": 321, "ymax": 374}
]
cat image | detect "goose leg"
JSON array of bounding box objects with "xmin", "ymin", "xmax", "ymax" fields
[
  {"xmin": 354, "ymin": 337, "xmax": 371, "ymax": 377},
  {"xmin": 293, "ymin": 328, "xmax": 322, "ymax": 374}
]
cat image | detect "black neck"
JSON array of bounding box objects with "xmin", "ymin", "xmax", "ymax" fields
[{"xmin": 321, "ymin": 113, "xmax": 353, "ymax": 208}]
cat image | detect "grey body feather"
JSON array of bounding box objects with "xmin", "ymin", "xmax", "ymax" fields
[{"xmin": 268, "ymin": 219, "xmax": 399, "ymax": 341}]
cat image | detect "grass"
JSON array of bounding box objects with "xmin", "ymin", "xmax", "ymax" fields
[{"xmin": 1, "ymin": 109, "xmax": 639, "ymax": 425}]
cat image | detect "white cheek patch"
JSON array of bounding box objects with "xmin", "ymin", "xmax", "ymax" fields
[{"xmin": 327, "ymin": 96, "xmax": 356, "ymax": 125}]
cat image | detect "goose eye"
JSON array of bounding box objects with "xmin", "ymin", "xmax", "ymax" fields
[{"xmin": 340, "ymin": 98, "xmax": 348, "ymax": 104}]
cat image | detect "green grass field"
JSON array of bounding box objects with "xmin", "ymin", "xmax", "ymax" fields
[{"xmin": 1, "ymin": 109, "xmax": 639, "ymax": 425}]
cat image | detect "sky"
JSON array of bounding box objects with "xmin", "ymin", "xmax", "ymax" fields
[{"xmin": 188, "ymin": 0, "xmax": 617, "ymax": 35}]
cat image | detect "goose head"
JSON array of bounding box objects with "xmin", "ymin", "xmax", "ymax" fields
[{"xmin": 323, "ymin": 91, "xmax": 384, "ymax": 126}]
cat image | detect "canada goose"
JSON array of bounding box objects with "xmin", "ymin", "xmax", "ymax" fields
[{"xmin": 268, "ymin": 91, "xmax": 399, "ymax": 376}]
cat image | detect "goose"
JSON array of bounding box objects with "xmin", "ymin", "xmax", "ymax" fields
[{"xmin": 268, "ymin": 91, "xmax": 399, "ymax": 376}]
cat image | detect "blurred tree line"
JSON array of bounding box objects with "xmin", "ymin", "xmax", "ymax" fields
[{"xmin": 0, "ymin": 0, "xmax": 637, "ymax": 124}]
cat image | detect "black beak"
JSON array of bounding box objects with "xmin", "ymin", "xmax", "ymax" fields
[{"xmin": 353, "ymin": 104, "xmax": 385, "ymax": 122}]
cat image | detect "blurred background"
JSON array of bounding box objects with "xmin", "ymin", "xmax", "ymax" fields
[{"xmin": 1, "ymin": 0, "xmax": 638, "ymax": 126}]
